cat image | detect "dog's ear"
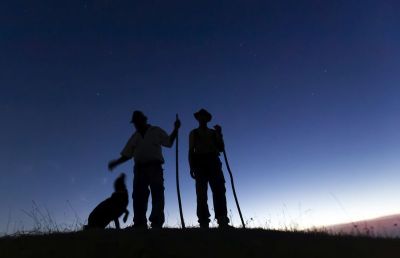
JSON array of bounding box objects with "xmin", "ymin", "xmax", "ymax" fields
[
  {"xmin": 114, "ymin": 173, "xmax": 127, "ymax": 191},
  {"xmin": 119, "ymin": 173, "xmax": 126, "ymax": 180}
]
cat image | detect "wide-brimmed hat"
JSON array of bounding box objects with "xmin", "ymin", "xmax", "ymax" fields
[
  {"xmin": 194, "ymin": 108, "xmax": 212, "ymax": 122},
  {"xmin": 130, "ymin": 110, "xmax": 148, "ymax": 123}
]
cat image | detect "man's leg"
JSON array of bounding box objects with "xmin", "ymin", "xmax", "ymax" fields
[
  {"xmin": 195, "ymin": 169, "xmax": 211, "ymax": 228},
  {"xmin": 132, "ymin": 168, "xmax": 150, "ymax": 227},
  {"xmin": 209, "ymin": 162, "xmax": 229, "ymax": 226},
  {"xmin": 148, "ymin": 165, "xmax": 165, "ymax": 228}
]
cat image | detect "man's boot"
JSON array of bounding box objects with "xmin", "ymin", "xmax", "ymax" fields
[{"xmin": 199, "ymin": 223, "xmax": 209, "ymax": 229}]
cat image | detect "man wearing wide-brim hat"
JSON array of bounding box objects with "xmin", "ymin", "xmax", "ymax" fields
[
  {"xmin": 189, "ymin": 108, "xmax": 231, "ymax": 228},
  {"xmin": 108, "ymin": 110, "xmax": 181, "ymax": 229}
]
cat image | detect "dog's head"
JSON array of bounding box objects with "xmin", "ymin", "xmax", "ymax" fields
[{"xmin": 114, "ymin": 173, "xmax": 127, "ymax": 192}]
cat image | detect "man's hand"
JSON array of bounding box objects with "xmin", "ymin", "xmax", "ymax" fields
[
  {"xmin": 108, "ymin": 156, "xmax": 131, "ymax": 172},
  {"xmin": 214, "ymin": 124, "xmax": 222, "ymax": 134},
  {"xmin": 174, "ymin": 116, "xmax": 181, "ymax": 130},
  {"xmin": 108, "ymin": 159, "xmax": 119, "ymax": 172},
  {"xmin": 190, "ymin": 168, "xmax": 196, "ymax": 179}
]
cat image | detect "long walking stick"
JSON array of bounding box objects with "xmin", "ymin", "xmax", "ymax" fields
[
  {"xmin": 175, "ymin": 114, "xmax": 186, "ymax": 229},
  {"xmin": 223, "ymin": 149, "xmax": 246, "ymax": 228}
]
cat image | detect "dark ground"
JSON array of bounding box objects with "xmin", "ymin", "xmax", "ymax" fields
[{"xmin": 0, "ymin": 228, "xmax": 399, "ymax": 258}]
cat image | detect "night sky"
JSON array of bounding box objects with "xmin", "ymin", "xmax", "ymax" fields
[{"xmin": 1, "ymin": 1, "xmax": 400, "ymax": 233}]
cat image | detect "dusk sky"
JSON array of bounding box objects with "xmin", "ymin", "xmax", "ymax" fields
[{"xmin": 1, "ymin": 1, "xmax": 400, "ymax": 233}]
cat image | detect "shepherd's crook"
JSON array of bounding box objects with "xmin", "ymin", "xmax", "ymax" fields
[
  {"xmin": 223, "ymin": 149, "xmax": 246, "ymax": 228},
  {"xmin": 175, "ymin": 114, "xmax": 185, "ymax": 229}
]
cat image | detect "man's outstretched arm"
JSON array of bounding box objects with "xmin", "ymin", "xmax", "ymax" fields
[
  {"xmin": 109, "ymin": 135, "xmax": 135, "ymax": 171},
  {"xmin": 108, "ymin": 155, "xmax": 130, "ymax": 171}
]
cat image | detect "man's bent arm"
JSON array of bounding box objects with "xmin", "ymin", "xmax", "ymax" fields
[
  {"xmin": 165, "ymin": 117, "xmax": 181, "ymax": 147},
  {"xmin": 214, "ymin": 125, "xmax": 225, "ymax": 152},
  {"xmin": 188, "ymin": 132, "xmax": 196, "ymax": 179},
  {"xmin": 167, "ymin": 128, "xmax": 179, "ymax": 147},
  {"xmin": 216, "ymin": 133, "xmax": 225, "ymax": 152},
  {"xmin": 188, "ymin": 149, "xmax": 194, "ymax": 169}
]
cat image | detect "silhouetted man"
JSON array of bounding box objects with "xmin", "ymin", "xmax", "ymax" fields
[
  {"xmin": 108, "ymin": 110, "xmax": 180, "ymax": 229},
  {"xmin": 189, "ymin": 109, "xmax": 230, "ymax": 228}
]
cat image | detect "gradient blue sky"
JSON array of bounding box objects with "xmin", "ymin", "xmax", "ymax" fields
[{"xmin": 1, "ymin": 1, "xmax": 400, "ymax": 233}]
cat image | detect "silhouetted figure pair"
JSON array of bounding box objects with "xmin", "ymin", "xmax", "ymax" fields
[
  {"xmin": 98, "ymin": 109, "xmax": 230, "ymax": 229},
  {"xmin": 85, "ymin": 173, "xmax": 129, "ymax": 229},
  {"xmin": 108, "ymin": 111, "xmax": 180, "ymax": 229}
]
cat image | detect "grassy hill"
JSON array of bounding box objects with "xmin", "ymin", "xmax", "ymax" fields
[
  {"xmin": 1, "ymin": 228, "xmax": 399, "ymax": 258},
  {"xmin": 325, "ymin": 214, "xmax": 400, "ymax": 237}
]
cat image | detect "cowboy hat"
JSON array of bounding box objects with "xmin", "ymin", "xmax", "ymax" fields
[{"xmin": 194, "ymin": 108, "xmax": 212, "ymax": 122}]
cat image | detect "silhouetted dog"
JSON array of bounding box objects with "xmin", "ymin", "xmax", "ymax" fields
[{"xmin": 85, "ymin": 173, "xmax": 129, "ymax": 229}]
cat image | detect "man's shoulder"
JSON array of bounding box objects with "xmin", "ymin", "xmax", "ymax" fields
[
  {"xmin": 190, "ymin": 128, "xmax": 216, "ymax": 135},
  {"xmin": 149, "ymin": 125, "xmax": 168, "ymax": 135},
  {"xmin": 150, "ymin": 125, "xmax": 164, "ymax": 131},
  {"xmin": 130, "ymin": 131, "xmax": 140, "ymax": 139}
]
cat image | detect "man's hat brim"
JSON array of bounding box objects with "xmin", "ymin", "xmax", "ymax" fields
[{"xmin": 194, "ymin": 109, "xmax": 212, "ymax": 122}]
